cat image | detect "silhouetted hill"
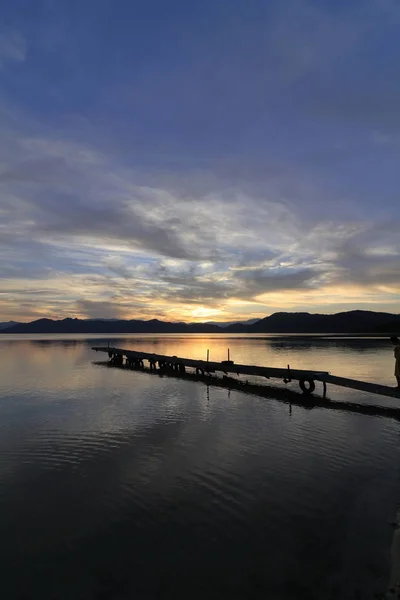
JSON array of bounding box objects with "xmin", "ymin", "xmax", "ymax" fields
[
  {"xmin": 245, "ymin": 310, "xmax": 400, "ymax": 334},
  {"xmin": 371, "ymin": 319, "xmax": 400, "ymax": 334},
  {"xmin": 1, "ymin": 311, "xmax": 399, "ymax": 334},
  {"xmin": 1, "ymin": 317, "xmax": 223, "ymax": 334},
  {"xmin": 0, "ymin": 321, "xmax": 19, "ymax": 330},
  {"xmin": 205, "ymin": 318, "xmax": 259, "ymax": 327}
]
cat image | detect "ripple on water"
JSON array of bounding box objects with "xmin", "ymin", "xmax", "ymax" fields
[{"xmin": 0, "ymin": 338, "xmax": 400, "ymax": 599}]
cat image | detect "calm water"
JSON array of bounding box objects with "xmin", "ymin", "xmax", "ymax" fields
[{"xmin": 0, "ymin": 334, "xmax": 399, "ymax": 599}]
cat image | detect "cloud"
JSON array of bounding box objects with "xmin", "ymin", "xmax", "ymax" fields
[
  {"xmin": 0, "ymin": 31, "xmax": 26, "ymax": 67},
  {"xmin": 1, "ymin": 126, "xmax": 399, "ymax": 321},
  {"xmin": 75, "ymin": 300, "xmax": 124, "ymax": 320},
  {"xmin": 0, "ymin": 0, "xmax": 400, "ymax": 321},
  {"xmin": 334, "ymin": 223, "xmax": 400, "ymax": 290},
  {"xmin": 0, "ymin": 134, "xmax": 301, "ymax": 265}
]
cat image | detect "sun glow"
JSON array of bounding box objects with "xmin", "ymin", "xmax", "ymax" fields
[{"xmin": 190, "ymin": 307, "xmax": 221, "ymax": 320}]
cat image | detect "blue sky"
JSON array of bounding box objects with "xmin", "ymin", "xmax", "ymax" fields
[{"xmin": 1, "ymin": 0, "xmax": 399, "ymax": 322}]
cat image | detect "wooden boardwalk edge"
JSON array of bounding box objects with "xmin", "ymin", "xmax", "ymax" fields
[{"xmin": 92, "ymin": 346, "xmax": 400, "ymax": 400}]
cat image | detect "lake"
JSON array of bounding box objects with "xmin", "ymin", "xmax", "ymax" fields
[{"xmin": 0, "ymin": 334, "xmax": 399, "ymax": 599}]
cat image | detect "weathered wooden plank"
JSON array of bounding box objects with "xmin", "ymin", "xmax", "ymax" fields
[{"xmin": 315, "ymin": 374, "xmax": 400, "ymax": 399}]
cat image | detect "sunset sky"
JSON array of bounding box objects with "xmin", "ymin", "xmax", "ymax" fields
[{"xmin": 1, "ymin": 0, "xmax": 399, "ymax": 323}]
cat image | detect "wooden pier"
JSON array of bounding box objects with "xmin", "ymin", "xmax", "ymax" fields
[
  {"xmin": 92, "ymin": 346, "xmax": 400, "ymax": 400},
  {"xmin": 315, "ymin": 374, "xmax": 400, "ymax": 400}
]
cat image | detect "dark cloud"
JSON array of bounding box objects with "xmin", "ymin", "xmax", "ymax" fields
[
  {"xmin": 75, "ymin": 300, "xmax": 124, "ymax": 320},
  {"xmin": 232, "ymin": 267, "xmax": 320, "ymax": 296},
  {"xmin": 337, "ymin": 248, "xmax": 400, "ymax": 288},
  {"xmin": 330, "ymin": 220, "xmax": 400, "ymax": 284}
]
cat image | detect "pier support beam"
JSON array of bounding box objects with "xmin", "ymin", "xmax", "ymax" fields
[{"xmin": 110, "ymin": 354, "xmax": 123, "ymax": 366}]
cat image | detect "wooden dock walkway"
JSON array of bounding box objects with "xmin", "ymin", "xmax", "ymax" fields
[
  {"xmin": 315, "ymin": 374, "xmax": 400, "ymax": 400},
  {"xmin": 92, "ymin": 346, "xmax": 400, "ymax": 400}
]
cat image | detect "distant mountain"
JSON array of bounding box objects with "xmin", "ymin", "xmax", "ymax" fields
[
  {"xmin": 205, "ymin": 318, "xmax": 259, "ymax": 328},
  {"xmin": 84, "ymin": 318, "xmax": 121, "ymax": 321},
  {"xmin": 241, "ymin": 310, "xmax": 400, "ymax": 334},
  {"xmin": 1, "ymin": 311, "xmax": 399, "ymax": 335},
  {"xmin": 1, "ymin": 317, "xmax": 222, "ymax": 334},
  {"xmin": 0, "ymin": 321, "xmax": 19, "ymax": 330}
]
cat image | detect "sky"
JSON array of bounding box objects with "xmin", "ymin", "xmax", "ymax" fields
[{"xmin": 0, "ymin": 0, "xmax": 399, "ymax": 323}]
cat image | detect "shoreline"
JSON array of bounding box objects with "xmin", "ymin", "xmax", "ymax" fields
[{"xmin": 0, "ymin": 331, "xmax": 397, "ymax": 338}]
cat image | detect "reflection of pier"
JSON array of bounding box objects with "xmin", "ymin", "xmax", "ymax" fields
[
  {"xmin": 92, "ymin": 346, "xmax": 400, "ymax": 400},
  {"xmin": 92, "ymin": 359, "xmax": 400, "ymax": 423}
]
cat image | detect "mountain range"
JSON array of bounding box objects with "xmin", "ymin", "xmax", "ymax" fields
[
  {"xmin": 1, "ymin": 310, "xmax": 399, "ymax": 334},
  {"xmin": 0, "ymin": 321, "xmax": 19, "ymax": 331}
]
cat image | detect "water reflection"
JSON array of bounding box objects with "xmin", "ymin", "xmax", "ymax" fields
[
  {"xmin": 95, "ymin": 359, "xmax": 400, "ymax": 422},
  {"xmin": 0, "ymin": 333, "xmax": 396, "ymax": 395},
  {"xmin": 0, "ymin": 335, "xmax": 399, "ymax": 598}
]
